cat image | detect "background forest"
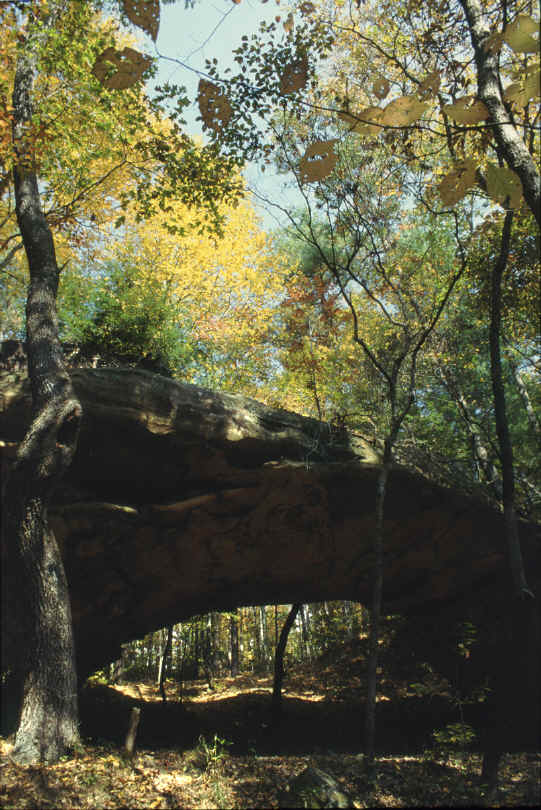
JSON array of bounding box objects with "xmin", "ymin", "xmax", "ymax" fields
[{"xmin": 0, "ymin": 0, "xmax": 539, "ymax": 806}]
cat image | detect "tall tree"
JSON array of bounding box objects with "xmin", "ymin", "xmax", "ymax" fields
[
  {"xmin": 2, "ymin": 1, "xmax": 83, "ymax": 764},
  {"xmin": 1, "ymin": 0, "xmax": 244, "ymax": 764}
]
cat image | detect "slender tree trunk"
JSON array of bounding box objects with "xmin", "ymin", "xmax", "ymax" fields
[
  {"xmin": 229, "ymin": 609, "xmax": 239, "ymax": 676},
  {"xmin": 507, "ymin": 353, "xmax": 541, "ymax": 441},
  {"xmin": 259, "ymin": 606, "xmax": 269, "ymax": 672},
  {"xmin": 299, "ymin": 604, "xmax": 311, "ymax": 662},
  {"xmin": 157, "ymin": 625, "xmax": 173, "ymax": 703},
  {"xmin": 364, "ymin": 451, "xmax": 390, "ymax": 772},
  {"xmin": 480, "ymin": 210, "xmax": 537, "ymax": 789},
  {"xmin": 489, "ymin": 211, "xmax": 532, "ymax": 599},
  {"xmin": 271, "ymin": 603, "xmax": 301, "ymax": 726},
  {"xmin": 202, "ymin": 615, "xmax": 214, "ymax": 690},
  {"xmin": 2, "ymin": 14, "xmax": 82, "ymax": 765}
]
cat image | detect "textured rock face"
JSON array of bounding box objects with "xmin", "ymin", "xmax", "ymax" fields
[{"xmin": 1, "ymin": 356, "xmax": 539, "ymax": 678}]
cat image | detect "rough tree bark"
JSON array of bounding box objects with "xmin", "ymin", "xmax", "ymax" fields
[
  {"xmin": 459, "ymin": 0, "xmax": 541, "ymax": 227},
  {"xmin": 2, "ymin": 10, "xmax": 82, "ymax": 764}
]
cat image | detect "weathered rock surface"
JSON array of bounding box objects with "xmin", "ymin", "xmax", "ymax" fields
[
  {"xmin": 279, "ymin": 766, "xmax": 355, "ymax": 808},
  {"xmin": 1, "ymin": 356, "xmax": 539, "ymax": 679}
]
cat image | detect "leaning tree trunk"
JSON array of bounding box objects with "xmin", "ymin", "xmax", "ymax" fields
[
  {"xmin": 271, "ymin": 603, "xmax": 301, "ymax": 726},
  {"xmin": 2, "ymin": 17, "xmax": 82, "ymax": 764}
]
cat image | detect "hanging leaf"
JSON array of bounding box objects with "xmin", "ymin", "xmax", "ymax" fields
[
  {"xmin": 92, "ymin": 47, "xmax": 152, "ymax": 90},
  {"xmin": 442, "ymin": 95, "xmax": 489, "ymax": 124},
  {"xmin": 372, "ymin": 77, "xmax": 390, "ymax": 100},
  {"xmin": 198, "ymin": 79, "xmax": 233, "ymax": 130},
  {"xmin": 381, "ymin": 95, "xmax": 429, "ymax": 126},
  {"xmin": 418, "ymin": 71, "xmax": 440, "ymax": 99},
  {"xmin": 485, "ymin": 163, "xmax": 523, "ymax": 209},
  {"xmin": 504, "ymin": 68, "xmax": 541, "ymax": 105},
  {"xmin": 279, "ymin": 57, "xmax": 308, "ymax": 95},
  {"xmin": 123, "ymin": 0, "xmax": 160, "ymax": 42},
  {"xmin": 299, "ymin": 139, "xmax": 338, "ymax": 183},
  {"xmin": 338, "ymin": 106, "xmax": 384, "ymax": 135},
  {"xmin": 438, "ymin": 159, "xmax": 477, "ymax": 206},
  {"xmin": 503, "ymin": 14, "xmax": 540, "ymax": 54}
]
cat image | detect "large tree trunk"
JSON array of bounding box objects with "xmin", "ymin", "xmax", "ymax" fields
[{"xmin": 2, "ymin": 12, "xmax": 82, "ymax": 764}]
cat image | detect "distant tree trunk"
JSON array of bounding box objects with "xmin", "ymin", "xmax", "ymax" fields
[
  {"xmin": 109, "ymin": 658, "xmax": 122, "ymax": 684},
  {"xmin": 2, "ymin": 16, "xmax": 82, "ymax": 765},
  {"xmin": 254, "ymin": 605, "xmax": 269, "ymax": 672},
  {"xmin": 299, "ymin": 604, "xmax": 311, "ymax": 662},
  {"xmin": 202, "ymin": 615, "xmax": 214, "ymax": 690},
  {"xmin": 230, "ymin": 610, "xmax": 239, "ymax": 676},
  {"xmin": 506, "ymin": 352, "xmax": 541, "ymax": 441},
  {"xmin": 177, "ymin": 632, "xmax": 186, "ymax": 702},
  {"xmin": 192, "ymin": 625, "xmax": 200, "ymax": 680},
  {"xmin": 157, "ymin": 625, "xmax": 173, "ymax": 703},
  {"xmin": 271, "ymin": 603, "xmax": 301, "ymax": 726}
]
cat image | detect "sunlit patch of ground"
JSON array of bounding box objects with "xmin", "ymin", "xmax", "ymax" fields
[{"xmin": 113, "ymin": 674, "xmax": 326, "ymax": 705}]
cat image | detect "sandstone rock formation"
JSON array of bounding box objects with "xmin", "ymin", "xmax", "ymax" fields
[{"xmin": 1, "ymin": 348, "xmax": 539, "ymax": 679}]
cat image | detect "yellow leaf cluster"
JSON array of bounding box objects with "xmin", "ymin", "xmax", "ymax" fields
[{"xmin": 105, "ymin": 191, "xmax": 289, "ymax": 391}]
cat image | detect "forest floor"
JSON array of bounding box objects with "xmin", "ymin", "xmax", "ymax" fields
[{"xmin": 1, "ymin": 663, "xmax": 539, "ymax": 809}]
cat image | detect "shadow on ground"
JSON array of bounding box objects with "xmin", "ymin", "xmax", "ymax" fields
[{"xmin": 79, "ymin": 680, "xmax": 478, "ymax": 757}]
